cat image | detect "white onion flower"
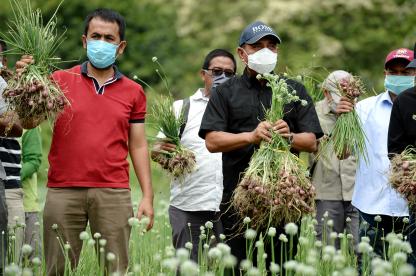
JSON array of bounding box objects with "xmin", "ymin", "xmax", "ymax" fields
[
  {"xmin": 208, "ymin": 247, "xmax": 222, "ymax": 259},
  {"xmin": 79, "ymin": 231, "xmax": 89, "ymax": 241},
  {"xmin": 270, "ymin": 262, "xmax": 280, "ymax": 273},
  {"xmin": 284, "ymin": 223, "xmax": 298, "ymax": 236},
  {"xmin": 247, "ymin": 267, "xmax": 260, "ymax": 276},
  {"xmin": 176, "ymin": 248, "xmax": 189, "ymax": 262},
  {"xmin": 161, "ymin": 258, "xmax": 179, "ymax": 271},
  {"xmin": 222, "ymin": 255, "xmax": 237, "ymax": 268},
  {"xmin": 179, "ymin": 260, "xmax": 199, "ymax": 276},
  {"xmin": 21, "ymin": 244, "xmax": 33, "ymax": 256},
  {"xmin": 99, "ymin": 239, "xmax": 107, "ymax": 247},
  {"xmin": 279, "ymin": 233, "xmax": 288, "ymax": 243},
  {"xmin": 284, "ymin": 260, "xmax": 298, "ymax": 270},
  {"xmin": 185, "ymin": 242, "xmax": 193, "ymax": 250},
  {"xmin": 106, "ymin": 252, "xmax": 116, "ymax": 262},
  {"xmin": 240, "ymin": 259, "xmax": 252, "ymax": 270},
  {"xmin": 205, "ymin": 221, "xmax": 213, "ymax": 229},
  {"xmin": 268, "ymin": 227, "xmax": 276, "ymax": 237},
  {"xmin": 244, "ymin": 229, "xmax": 257, "ymax": 240}
]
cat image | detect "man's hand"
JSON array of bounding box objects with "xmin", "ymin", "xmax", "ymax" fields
[
  {"xmin": 152, "ymin": 140, "xmax": 176, "ymax": 153},
  {"xmin": 137, "ymin": 197, "xmax": 154, "ymax": 231},
  {"xmin": 16, "ymin": 55, "xmax": 34, "ymax": 76},
  {"xmin": 336, "ymin": 97, "xmax": 354, "ymax": 114},
  {"xmin": 273, "ymin": 119, "xmax": 290, "ymax": 138},
  {"xmin": 249, "ymin": 121, "xmax": 273, "ymax": 144},
  {"xmin": 249, "ymin": 120, "xmax": 292, "ymax": 145},
  {"xmin": 151, "ymin": 139, "xmax": 176, "ymax": 160}
]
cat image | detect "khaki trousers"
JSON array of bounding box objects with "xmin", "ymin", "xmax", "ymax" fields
[
  {"xmin": 43, "ymin": 188, "xmax": 133, "ymax": 276},
  {"xmin": 24, "ymin": 212, "xmax": 42, "ymax": 259},
  {"xmin": 5, "ymin": 188, "xmax": 25, "ymax": 263}
]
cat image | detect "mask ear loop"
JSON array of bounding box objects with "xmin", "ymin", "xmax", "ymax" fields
[
  {"xmin": 115, "ymin": 42, "xmax": 124, "ymax": 59},
  {"xmin": 239, "ymin": 47, "xmax": 250, "ymax": 67}
]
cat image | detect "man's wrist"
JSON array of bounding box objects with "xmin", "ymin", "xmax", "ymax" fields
[
  {"xmin": 142, "ymin": 194, "xmax": 154, "ymax": 201},
  {"xmin": 287, "ymin": 133, "xmax": 294, "ymax": 146}
]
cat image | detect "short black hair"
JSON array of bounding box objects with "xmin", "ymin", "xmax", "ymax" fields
[
  {"xmin": 0, "ymin": 40, "xmax": 7, "ymax": 53},
  {"xmin": 84, "ymin": 8, "xmax": 126, "ymax": 41},
  {"xmin": 385, "ymin": 58, "xmax": 411, "ymax": 70},
  {"xmin": 202, "ymin": 49, "xmax": 237, "ymax": 72}
]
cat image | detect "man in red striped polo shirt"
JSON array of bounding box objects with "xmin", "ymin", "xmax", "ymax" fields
[{"xmin": 16, "ymin": 8, "xmax": 154, "ymax": 275}]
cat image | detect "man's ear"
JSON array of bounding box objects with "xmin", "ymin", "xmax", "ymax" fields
[
  {"xmin": 82, "ymin": 35, "xmax": 87, "ymax": 49},
  {"xmin": 199, "ymin": 69, "xmax": 206, "ymax": 81},
  {"xmin": 237, "ymin": 47, "xmax": 247, "ymax": 64},
  {"xmin": 117, "ymin": 41, "xmax": 127, "ymax": 55}
]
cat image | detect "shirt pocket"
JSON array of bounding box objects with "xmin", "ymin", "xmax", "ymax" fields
[{"xmin": 229, "ymin": 105, "xmax": 258, "ymax": 132}]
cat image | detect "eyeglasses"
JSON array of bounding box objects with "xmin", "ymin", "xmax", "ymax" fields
[{"xmin": 204, "ymin": 68, "xmax": 235, "ymax": 78}]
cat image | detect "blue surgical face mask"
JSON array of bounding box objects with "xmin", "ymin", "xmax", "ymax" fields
[
  {"xmin": 87, "ymin": 40, "xmax": 119, "ymax": 69},
  {"xmin": 384, "ymin": 75, "xmax": 415, "ymax": 95},
  {"xmin": 211, "ymin": 73, "xmax": 232, "ymax": 92}
]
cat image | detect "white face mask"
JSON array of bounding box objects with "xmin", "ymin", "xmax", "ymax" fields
[
  {"xmin": 245, "ymin": 47, "xmax": 277, "ymax": 74},
  {"xmin": 330, "ymin": 92, "xmax": 341, "ymax": 105},
  {"xmin": 328, "ymin": 92, "xmax": 341, "ymax": 113}
]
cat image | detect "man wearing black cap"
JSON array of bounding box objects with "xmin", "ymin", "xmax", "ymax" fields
[
  {"xmin": 199, "ymin": 21, "xmax": 323, "ymax": 265},
  {"xmin": 387, "ymin": 45, "xmax": 416, "ymax": 268}
]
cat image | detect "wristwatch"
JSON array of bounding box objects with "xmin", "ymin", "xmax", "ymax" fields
[{"xmin": 287, "ymin": 133, "xmax": 294, "ymax": 146}]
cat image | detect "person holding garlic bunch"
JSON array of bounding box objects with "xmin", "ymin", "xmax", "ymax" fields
[
  {"xmin": 337, "ymin": 48, "xmax": 415, "ymax": 260},
  {"xmin": 15, "ymin": 8, "xmax": 154, "ymax": 275},
  {"xmin": 151, "ymin": 48, "xmax": 237, "ymax": 262},
  {"xmin": 199, "ymin": 21, "xmax": 322, "ymax": 265}
]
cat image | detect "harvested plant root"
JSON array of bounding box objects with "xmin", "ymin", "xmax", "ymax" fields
[{"xmin": 390, "ymin": 149, "xmax": 416, "ymax": 211}]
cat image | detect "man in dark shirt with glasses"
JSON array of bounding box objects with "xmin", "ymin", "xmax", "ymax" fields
[{"xmin": 152, "ymin": 49, "xmax": 236, "ymax": 262}]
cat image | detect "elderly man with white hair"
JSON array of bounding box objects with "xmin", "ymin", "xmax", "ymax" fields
[{"xmin": 311, "ymin": 70, "xmax": 359, "ymax": 248}]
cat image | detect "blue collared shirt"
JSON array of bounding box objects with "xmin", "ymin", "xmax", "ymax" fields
[{"xmin": 352, "ymin": 91, "xmax": 409, "ymax": 216}]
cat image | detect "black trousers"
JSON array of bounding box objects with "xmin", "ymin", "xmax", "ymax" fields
[
  {"xmin": 220, "ymin": 197, "xmax": 299, "ymax": 273},
  {"xmin": 407, "ymin": 212, "xmax": 416, "ymax": 269},
  {"xmin": 359, "ymin": 211, "xmax": 408, "ymax": 258},
  {"xmin": 168, "ymin": 205, "xmax": 223, "ymax": 262}
]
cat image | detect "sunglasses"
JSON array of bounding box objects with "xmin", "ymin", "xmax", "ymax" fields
[{"xmin": 204, "ymin": 68, "xmax": 235, "ymax": 78}]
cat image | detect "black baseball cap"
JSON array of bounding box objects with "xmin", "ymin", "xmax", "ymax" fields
[
  {"xmin": 407, "ymin": 59, "xmax": 416, "ymax": 68},
  {"xmin": 239, "ymin": 21, "xmax": 281, "ymax": 47},
  {"xmin": 406, "ymin": 42, "xmax": 416, "ymax": 69}
]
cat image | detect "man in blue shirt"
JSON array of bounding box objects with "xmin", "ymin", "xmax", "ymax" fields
[{"xmin": 337, "ymin": 48, "xmax": 415, "ymax": 257}]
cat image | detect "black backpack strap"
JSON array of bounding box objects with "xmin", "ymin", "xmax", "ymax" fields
[{"xmin": 179, "ymin": 97, "xmax": 191, "ymax": 139}]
